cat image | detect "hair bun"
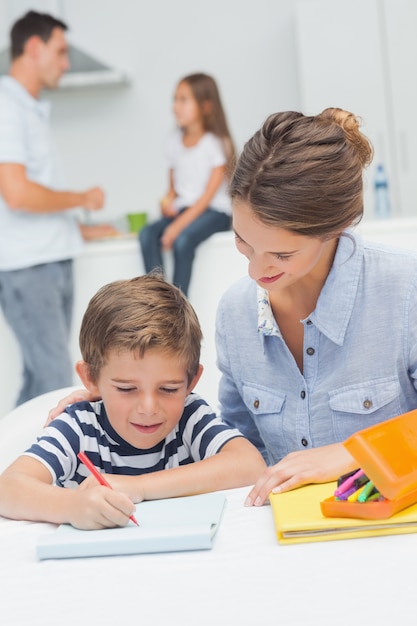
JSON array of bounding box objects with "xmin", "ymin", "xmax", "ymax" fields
[{"xmin": 320, "ymin": 107, "xmax": 373, "ymax": 167}]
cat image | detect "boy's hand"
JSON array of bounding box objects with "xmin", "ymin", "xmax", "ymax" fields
[
  {"xmin": 70, "ymin": 484, "xmax": 137, "ymax": 530},
  {"xmin": 244, "ymin": 443, "xmax": 356, "ymax": 507}
]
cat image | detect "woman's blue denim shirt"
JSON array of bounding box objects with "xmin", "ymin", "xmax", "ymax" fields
[{"xmin": 215, "ymin": 231, "xmax": 417, "ymax": 465}]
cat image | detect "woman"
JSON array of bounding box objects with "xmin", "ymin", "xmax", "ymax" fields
[{"xmin": 218, "ymin": 108, "xmax": 417, "ymax": 505}]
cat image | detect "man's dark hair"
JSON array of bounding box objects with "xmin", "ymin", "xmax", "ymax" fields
[{"xmin": 10, "ymin": 10, "xmax": 68, "ymax": 60}]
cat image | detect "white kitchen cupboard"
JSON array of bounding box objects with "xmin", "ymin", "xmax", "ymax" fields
[
  {"xmin": 384, "ymin": 1, "xmax": 417, "ymax": 219},
  {"xmin": 294, "ymin": 0, "xmax": 417, "ymax": 219}
]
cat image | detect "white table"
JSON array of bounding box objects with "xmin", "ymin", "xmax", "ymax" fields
[
  {"xmin": 0, "ymin": 390, "xmax": 417, "ymax": 625},
  {"xmin": 1, "ymin": 487, "xmax": 417, "ymax": 626}
]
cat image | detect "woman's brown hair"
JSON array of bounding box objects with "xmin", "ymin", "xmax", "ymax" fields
[{"xmin": 230, "ymin": 108, "xmax": 373, "ymax": 238}]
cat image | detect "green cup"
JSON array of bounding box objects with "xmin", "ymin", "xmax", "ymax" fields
[{"xmin": 127, "ymin": 212, "xmax": 147, "ymax": 233}]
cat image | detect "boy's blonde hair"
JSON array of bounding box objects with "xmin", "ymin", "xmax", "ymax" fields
[{"xmin": 79, "ymin": 273, "xmax": 202, "ymax": 384}]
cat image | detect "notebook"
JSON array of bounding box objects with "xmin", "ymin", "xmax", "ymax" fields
[
  {"xmin": 37, "ymin": 492, "xmax": 226, "ymax": 560},
  {"xmin": 269, "ymin": 482, "xmax": 417, "ymax": 545}
]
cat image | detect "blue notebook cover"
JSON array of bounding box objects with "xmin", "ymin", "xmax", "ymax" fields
[{"xmin": 36, "ymin": 492, "xmax": 226, "ymax": 560}]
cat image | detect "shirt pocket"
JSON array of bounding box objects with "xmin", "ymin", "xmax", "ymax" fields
[
  {"xmin": 328, "ymin": 376, "xmax": 402, "ymax": 441},
  {"xmin": 241, "ymin": 383, "xmax": 287, "ymax": 459}
]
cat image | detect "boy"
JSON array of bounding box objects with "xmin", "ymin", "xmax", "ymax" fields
[{"xmin": 0, "ymin": 274, "xmax": 265, "ymax": 529}]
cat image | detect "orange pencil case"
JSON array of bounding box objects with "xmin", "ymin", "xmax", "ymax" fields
[{"xmin": 321, "ymin": 408, "xmax": 417, "ymax": 520}]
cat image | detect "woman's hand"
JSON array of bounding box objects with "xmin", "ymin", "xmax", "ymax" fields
[
  {"xmin": 244, "ymin": 443, "xmax": 357, "ymax": 506},
  {"xmin": 44, "ymin": 387, "xmax": 100, "ymax": 426}
]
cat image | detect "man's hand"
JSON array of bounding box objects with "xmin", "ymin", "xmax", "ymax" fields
[
  {"xmin": 79, "ymin": 223, "xmax": 119, "ymax": 241},
  {"xmin": 82, "ymin": 187, "xmax": 105, "ymax": 211}
]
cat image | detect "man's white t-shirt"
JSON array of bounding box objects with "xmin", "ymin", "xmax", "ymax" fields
[{"xmin": 0, "ymin": 76, "xmax": 83, "ymax": 271}]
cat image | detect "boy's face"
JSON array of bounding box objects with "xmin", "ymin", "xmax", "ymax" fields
[{"xmin": 78, "ymin": 349, "xmax": 202, "ymax": 449}]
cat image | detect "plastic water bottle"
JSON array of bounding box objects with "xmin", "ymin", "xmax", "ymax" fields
[{"xmin": 374, "ymin": 164, "xmax": 391, "ymax": 218}]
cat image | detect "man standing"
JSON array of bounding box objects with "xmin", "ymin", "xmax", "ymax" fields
[{"xmin": 0, "ymin": 11, "xmax": 107, "ymax": 405}]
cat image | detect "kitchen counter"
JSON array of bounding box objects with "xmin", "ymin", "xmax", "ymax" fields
[{"xmin": 3, "ymin": 218, "xmax": 417, "ymax": 419}]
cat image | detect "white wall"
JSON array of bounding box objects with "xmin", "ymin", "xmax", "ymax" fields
[
  {"xmin": 0, "ymin": 0, "xmax": 300, "ymax": 416},
  {"xmin": 1, "ymin": 0, "xmax": 416, "ymax": 418},
  {"xmin": 294, "ymin": 0, "xmax": 417, "ymax": 219},
  {"xmin": 0, "ymin": 0, "xmax": 300, "ymax": 224}
]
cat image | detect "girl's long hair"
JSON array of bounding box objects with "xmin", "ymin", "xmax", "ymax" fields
[{"xmin": 180, "ymin": 73, "xmax": 236, "ymax": 175}]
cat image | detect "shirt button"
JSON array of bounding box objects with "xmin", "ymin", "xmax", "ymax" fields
[
  {"xmin": 363, "ymin": 399, "xmax": 373, "ymax": 409},
  {"xmin": 300, "ymin": 390, "xmax": 306, "ymax": 399},
  {"xmin": 306, "ymin": 347, "xmax": 315, "ymax": 356},
  {"xmin": 253, "ymin": 399, "xmax": 260, "ymax": 409},
  {"xmin": 306, "ymin": 320, "xmax": 312, "ymax": 325},
  {"xmin": 301, "ymin": 438, "xmax": 308, "ymax": 447}
]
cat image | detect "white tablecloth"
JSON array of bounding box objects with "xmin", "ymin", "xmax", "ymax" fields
[
  {"xmin": 1, "ymin": 391, "xmax": 417, "ymax": 625},
  {"xmin": 1, "ymin": 485, "xmax": 417, "ymax": 626}
]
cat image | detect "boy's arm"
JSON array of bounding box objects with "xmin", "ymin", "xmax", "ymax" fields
[
  {"xmin": 80, "ymin": 437, "xmax": 266, "ymax": 503},
  {"xmin": 0, "ymin": 456, "xmax": 136, "ymax": 530}
]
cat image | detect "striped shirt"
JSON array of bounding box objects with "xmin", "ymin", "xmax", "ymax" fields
[{"xmin": 23, "ymin": 394, "xmax": 242, "ymax": 488}]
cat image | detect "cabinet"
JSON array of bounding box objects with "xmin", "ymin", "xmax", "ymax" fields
[{"xmin": 295, "ymin": 0, "xmax": 417, "ymax": 218}]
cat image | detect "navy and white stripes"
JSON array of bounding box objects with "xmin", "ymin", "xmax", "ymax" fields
[{"xmin": 23, "ymin": 394, "xmax": 242, "ymax": 488}]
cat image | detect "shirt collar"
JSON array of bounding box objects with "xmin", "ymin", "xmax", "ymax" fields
[
  {"xmin": 257, "ymin": 286, "xmax": 280, "ymax": 336},
  {"xmin": 257, "ymin": 230, "xmax": 363, "ymax": 345},
  {"xmin": 0, "ymin": 75, "xmax": 50, "ymax": 119}
]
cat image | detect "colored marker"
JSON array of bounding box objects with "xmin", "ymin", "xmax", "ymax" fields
[
  {"xmin": 77, "ymin": 451, "xmax": 139, "ymax": 526},
  {"xmin": 366, "ymin": 491, "xmax": 382, "ymax": 502},
  {"xmin": 353, "ymin": 473, "xmax": 370, "ymax": 490},
  {"xmin": 334, "ymin": 468, "xmax": 365, "ymax": 497},
  {"xmin": 337, "ymin": 486, "xmax": 358, "ymax": 500},
  {"xmin": 337, "ymin": 468, "xmax": 361, "ymax": 488},
  {"xmin": 358, "ymin": 480, "xmax": 375, "ymax": 503},
  {"xmin": 347, "ymin": 483, "xmax": 367, "ymax": 502}
]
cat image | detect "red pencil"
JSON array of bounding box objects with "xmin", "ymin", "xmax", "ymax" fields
[{"xmin": 77, "ymin": 451, "xmax": 139, "ymax": 526}]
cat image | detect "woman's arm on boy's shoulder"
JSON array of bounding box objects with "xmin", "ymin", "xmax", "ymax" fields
[
  {"xmin": 161, "ymin": 165, "xmax": 226, "ymax": 250},
  {"xmin": 0, "ymin": 456, "xmax": 136, "ymax": 529},
  {"xmin": 79, "ymin": 436, "xmax": 266, "ymax": 504},
  {"xmin": 45, "ymin": 387, "xmax": 98, "ymax": 426}
]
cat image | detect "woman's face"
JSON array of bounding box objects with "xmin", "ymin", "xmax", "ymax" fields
[{"xmin": 232, "ymin": 200, "xmax": 337, "ymax": 294}]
